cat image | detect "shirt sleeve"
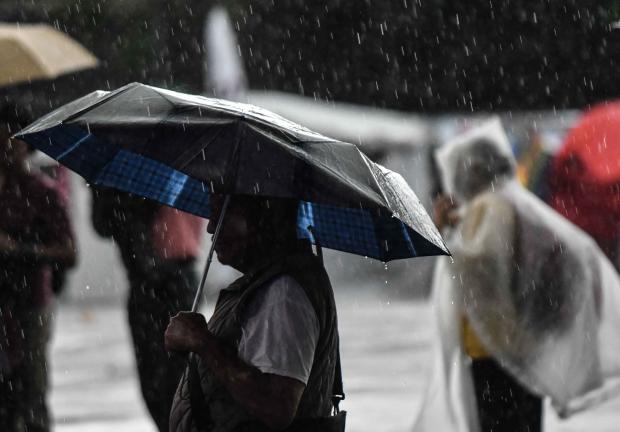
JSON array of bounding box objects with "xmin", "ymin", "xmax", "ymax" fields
[{"xmin": 238, "ymin": 275, "xmax": 320, "ymax": 385}]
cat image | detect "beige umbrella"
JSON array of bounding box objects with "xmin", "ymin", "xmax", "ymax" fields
[{"xmin": 0, "ymin": 23, "xmax": 98, "ymax": 87}]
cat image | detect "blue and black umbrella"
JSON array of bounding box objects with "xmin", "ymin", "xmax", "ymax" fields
[{"xmin": 16, "ymin": 82, "xmax": 448, "ymax": 307}]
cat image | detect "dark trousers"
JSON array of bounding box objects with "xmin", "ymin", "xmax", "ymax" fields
[
  {"xmin": 127, "ymin": 261, "xmax": 196, "ymax": 432},
  {"xmin": 471, "ymin": 358, "xmax": 543, "ymax": 432},
  {"xmin": 0, "ymin": 308, "xmax": 52, "ymax": 432}
]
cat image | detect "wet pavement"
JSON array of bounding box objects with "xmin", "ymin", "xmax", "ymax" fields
[{"xmin": 50, "ymin": 298, "xmax": 620, "ymax": 432}]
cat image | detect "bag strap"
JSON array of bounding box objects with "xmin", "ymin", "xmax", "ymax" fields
[
  {"xmin": 332, "ymin": 344, "xmax": 345, "ymax": 413},
  {"xmin": 314, "ymin": 240, "xmax": 345, "ymax": 414},
  {"xmin": 188, "ymin": 357, "xmax": 212, "ymax": 432}
]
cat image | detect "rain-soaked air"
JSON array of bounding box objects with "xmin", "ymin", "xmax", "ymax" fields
[{"xmin": 1, "ymin": 2, "xmax": 619, "ymax": 432}]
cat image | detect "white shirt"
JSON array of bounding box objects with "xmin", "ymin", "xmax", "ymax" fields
[{"xmin": 237, "ymin": 275, "xmax": 320, "ymax": 385}]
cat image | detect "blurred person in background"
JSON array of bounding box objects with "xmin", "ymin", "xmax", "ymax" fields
[
  {"xmin": 29, "ymin": 153, "xmax": 74, "ymax": 297},
  {"xmin": 549, "ymin": 102, "xmax": 620, "ymax": 271},
  {"xmin": 414, "ymin": 119, "xmax": 620, "ymax": 432},
  {"xmin": 90, "ymin": 187, "xmax": 203, "ymax": 432},
  {"xmin": 0, "ymin": 102, "xmax": 76, "ymax": 432}
]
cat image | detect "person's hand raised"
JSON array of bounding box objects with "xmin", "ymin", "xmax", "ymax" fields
[{"xmin": 433, "ymin": 194, "xmax": 460, "ymax": 231}]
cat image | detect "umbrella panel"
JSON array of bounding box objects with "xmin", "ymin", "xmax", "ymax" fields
[
  {"xmin": 67, "ymin": 85, "xmax": 387, "ymax": 208},
  {"xmin": 0, "ymin": 24, "xmax": 98, "ymax": 87}
]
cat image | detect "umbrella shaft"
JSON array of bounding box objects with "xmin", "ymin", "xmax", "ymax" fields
[{"xmin": 191, "ymin": 195, "xmax": 231, "ymax": 312}]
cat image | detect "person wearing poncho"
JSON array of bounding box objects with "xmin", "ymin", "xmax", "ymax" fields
[{"xmin": 413, "ymin": 119, "xmax": 620, "ymax": 432}]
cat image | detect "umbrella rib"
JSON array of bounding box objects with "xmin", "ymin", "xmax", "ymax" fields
[
  {"xmin": 239, "ymin": 125, "xmax": 377, "ymax": 206},
  {"xmin": 150, "ymin": 85, "xmax": 181, "ymax": 108},
  {"xmin": 362, "ymin": 155, "xmax": 391, "ymax": 208},
  {"xmin": 175, "ymin": 127, "xmax": 228, "ymax": 170},
  {"xmin": 62, "ymin": 83, "xmax": 137, "ymax": 124},
  {"xmin": 153, "ymin": 86, "xmax": 239, "ymax": 121},
  {"xmin": 148, "ymin": 101, "xmax": 244, "ymax": 192},
  {"xmin": 56, "ymin": 133, "xmax": 92, "ymax": 160},
  {"xmin": 302, "ymin": 143, "xmax": 387, "ymax": 208}
]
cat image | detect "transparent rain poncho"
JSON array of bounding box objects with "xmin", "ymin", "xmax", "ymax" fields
[{"xmin": 414, "ymin": 119, "xmax": 620, "ymax": 431}]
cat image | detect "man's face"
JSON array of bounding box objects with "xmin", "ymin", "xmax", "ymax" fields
[{"xmin": 207, "ymin": 195, "xmax": 256, "ymax": 271}]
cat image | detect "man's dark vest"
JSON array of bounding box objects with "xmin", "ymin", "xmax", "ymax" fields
[{"xmin": 169, "ymin": 249, "xmax": 340, "ymax": 432}]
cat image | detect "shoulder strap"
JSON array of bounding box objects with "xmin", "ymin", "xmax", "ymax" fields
[{"xmin": 332, "ymin": 344, "xmax": 345, "ymax": 413}]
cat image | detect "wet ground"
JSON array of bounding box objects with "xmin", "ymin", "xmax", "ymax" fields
[{"xmin": 50, "ymin": 298, "xmax": 620, "ymax": 432}]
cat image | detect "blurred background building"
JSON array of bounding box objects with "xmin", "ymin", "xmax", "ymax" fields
[{"xmin": 0, "ymin": 0, "xmax": 616, "ymax": 300}]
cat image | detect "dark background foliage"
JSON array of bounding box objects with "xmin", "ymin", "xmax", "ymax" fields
[
  {"xmin": 230, "ymin": 0, "xmax": 620, "ymax": 111},
  {"xmin": 2, "ymin": 0, "xmax": 620, "ymax": 114}
]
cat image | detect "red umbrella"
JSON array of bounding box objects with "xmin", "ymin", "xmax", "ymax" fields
[{"xmin": 550, "ymin": 102, "xmax": 620, "ymax": 257}]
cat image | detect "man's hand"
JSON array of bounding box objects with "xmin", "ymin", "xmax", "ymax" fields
[
  {"xmin": 433, "ymin": 194, "xmax": 460, "ymax": 231},
  {"xmin": 165, "ymin": 311, "xmax": 305, "ymax": 430},
  {"xmin": 165, "ymin": 312, "xmax": 211, "ymax": 353}
]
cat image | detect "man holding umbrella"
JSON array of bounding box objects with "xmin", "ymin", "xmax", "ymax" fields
[{"xmin": 166, "ymin": 194, "xmax": 342, "ymax": 431}]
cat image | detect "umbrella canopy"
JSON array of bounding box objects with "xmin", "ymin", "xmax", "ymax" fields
[
  {"xmin": 0, "ymin": 23, "xmax": 98, "ymax": 87},
  {"xmin": 550, "ymin": 101, "xmax": 620, "ymax": 251},
  {"xmin": 554, "ymin": 101, "xmax": 620, "ymax": 184},
  {"xmin": 16, "ymin": 82, "xmax": 448, "ymax": 261}
]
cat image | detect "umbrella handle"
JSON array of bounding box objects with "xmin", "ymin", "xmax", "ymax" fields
[
  {"xmin": 307, "ymin": 226, "xmax": 324, "ymax": 264},
  {"xmin": 191, "ymin": 194, "xmax": 231, "ymax": 312}
]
